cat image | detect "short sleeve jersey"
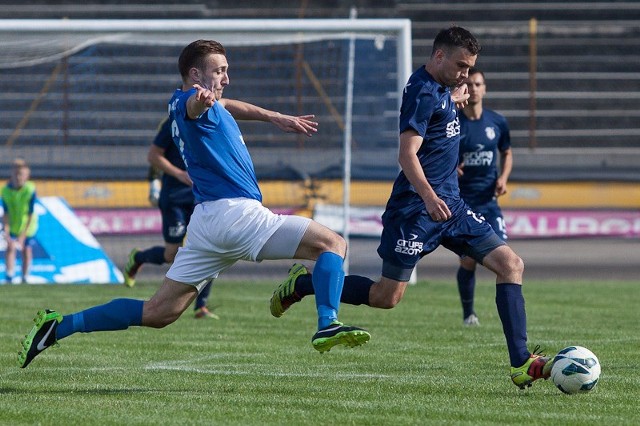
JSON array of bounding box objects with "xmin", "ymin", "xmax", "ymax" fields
[
  {"xmin": 168, "ymin": 89, "xmax": 262, "ymax": 203},
  {"xmin": 458, "ymin": 109, "xmax": 511, "ymax": 206},
  {"xmin": 1, "ymin": 181, "xmax": 38, "ymax": 236},
  {"xmin": 387, "ymin": 67, "xmax": 462, "ymax": 214}
]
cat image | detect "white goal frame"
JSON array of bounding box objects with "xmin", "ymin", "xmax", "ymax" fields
[{"xmin": 0, "ymin": 18, "xmax": 412, "ymax": 275}]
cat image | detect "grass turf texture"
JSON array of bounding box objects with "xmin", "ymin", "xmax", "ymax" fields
[{"xmin": 1, "ymin": 279, "xmax": 638, "ymax": 425}]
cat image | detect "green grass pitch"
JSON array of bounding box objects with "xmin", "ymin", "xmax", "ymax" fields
[{"xmin": 1, "ymin": 279, "xmax": 638, "ymax": 425}]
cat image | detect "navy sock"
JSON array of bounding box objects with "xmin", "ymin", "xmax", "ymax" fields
[
  {"xmin": 296, "ymin": 273, "xmax": 373, "ymax": 305},
  {"xmin": 341, "ymin": 275, "xmax": 374, "ymax": 305},
  {"xmin": 495, "ymin": 284, "xmax": 530, "ymax": 367},
  {"xmin": 137, "ymin": 246, "xmax": 166, "ymax": 265},
  {"xmin": 312, "ymin": 252, "xmax": 344, "ymax": 329},
  {"xmin": 195, "ymin": 281, "xmax": 212, "ymax": 310},
  {"xmin": 456, "ymin": 266, "xmax": 476, "ymax": 318},
  {"xmin": 295, "ymin": 273, "xmax": 314, "ymax": 297},
  {"xmin": 56, "ymin": 298, "xmax": 144, "ymax": 340}
]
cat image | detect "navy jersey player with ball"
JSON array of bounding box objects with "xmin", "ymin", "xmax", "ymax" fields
[{"xmin": 270, "ymin": 26, "xmax": 555, "ymax": 389}]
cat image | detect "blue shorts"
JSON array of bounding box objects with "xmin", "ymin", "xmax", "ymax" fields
[
  {"xmin": 471, "ymin": 200, "xmax": 507, "ymax": 241},
  {"xmin": 158, "ymin": 187, "xmax": 194, "ymax": 245},
  {"xmin": 377, "ymin": 198, "xmax": 506, "ymax": 281},
  {"xmin": 9, "ymin": 234, "xmax": 36, "ymax": 247}
]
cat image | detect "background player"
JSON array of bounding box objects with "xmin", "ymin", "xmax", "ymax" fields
[
  {"xmin": 456, "ymin": 67, "xmax": 513, "ymax": 326},
  {"xmin": 2, "ymin": 158, "xmax": 38, "ymax": 284},
  {"xmin": 124, "ymin": 117, "xmax": 218, "ymax": 319}
]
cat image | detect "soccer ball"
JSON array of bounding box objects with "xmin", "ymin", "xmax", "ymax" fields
[{"xmin": 550, "ymin": 346, "xmax": 601, "ymax": 394}]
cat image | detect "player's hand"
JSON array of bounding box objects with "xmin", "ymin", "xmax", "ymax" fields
[
  {"xmin": 457, "ymin": 162, "xmax": 465, "ymax": 177},
  {"xmin": 176, "ymin": 170, "xmax": 193, "ymax": 187},
  {"xmin": 451, "ymin": 83, "xmax": 469, "ymax": 109},
  {"xmin": 425, "ymin": 196, "xmax": 452, "ymax": 222},
  {"xmin": 495, "ymin": 177, "xmax": 508, "ymax": 197},
  {"xmin": 272, "ymin": 113, "xmax": 318, "ymax": 137},
  {"xmin": 193, "ymin": 84, "xmax": 216, "ymax": 107}
]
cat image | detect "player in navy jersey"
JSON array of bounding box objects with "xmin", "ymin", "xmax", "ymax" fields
[
  {"xmin": 456, "ymin": 67, "xmax": 513, "ymax": 327},
  {"xmin": 123, "ymin": 116, "xmax": 218, "ymax": 320},
  {"xmin": 18, "ymin": 40, "xmax": 370, "ymax": 369},
  {"xmin": 271, "ymin": 26, "xmax": 554, "ymax": 389}
]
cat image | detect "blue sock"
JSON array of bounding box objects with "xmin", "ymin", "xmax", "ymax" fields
[
  {"xmin": 138, "ymin": 246, "xmax": 166, "ymax": 265},
  {"xmin": 195, "ymin": 281, "xmax": 212, "ymax": 310},
  {"xmin": 56, "ymin": 298, "xmax": 144, "ymax": 340},
  {"xmin": 457, "ymin": 266, "xmax": 476, "ymax": 318},
  {"xmin": 312, "ymin": 252, "xmax": 344, "ymax": 330},
  {"xmin": 495, "ymin": 284, "xmax": 530, "ymax": 367}
]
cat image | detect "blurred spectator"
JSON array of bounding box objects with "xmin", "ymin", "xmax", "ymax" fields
[{"xmin": 2, "ymin": 158, "xmax": 38, "ymax": 284}]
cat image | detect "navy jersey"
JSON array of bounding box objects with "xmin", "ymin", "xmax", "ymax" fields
[
  {"xmin": 168, "ymin": 89, "xmax": 261, "ymax": 203},
  {"xmin": 153, "ymin": 117, "xmax": 190, "ymax": 195},
  {"xmin": 387, "ymin": 67, "xmax": 462, "ymax": 216},
  {"xmin": 458, "ymin": 109, "xmax": 511, "ymax": 206}
]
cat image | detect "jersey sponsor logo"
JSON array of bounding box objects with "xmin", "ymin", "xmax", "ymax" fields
[
  {"xmin": 394, "ymin": 236, "xmax": 424, "ymax": 256},
  {"xmin": 441, "ymin": 100, "xmax": 446, "ymax": 109},
  {"xmin": 485, "ymin": 126, "xmax": 496, "ymax": 140},
  {"xmin": 462, "ymin": 150, "xmax": 493, "ymax": 167},
  {"xmin": 446, "ymin": 116, "xmax": 460, "ymax": 138}
]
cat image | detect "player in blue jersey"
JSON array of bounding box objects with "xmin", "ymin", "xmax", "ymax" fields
[
  {"xmin": 455, "ymin": 68, "xmax": 513, "ymax": 326},
  {"xmin": 18, "ymin": 40, "xmax": 370, "ymax": 368},
  {"xmin": 123, "ymin": 117, "xmax": 218, "ymax": 319},
  {"xmin": 271, "ymin": 26, "xmax": 554, "ymax": 389}
]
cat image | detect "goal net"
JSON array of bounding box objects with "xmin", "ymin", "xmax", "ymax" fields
[{"xmin": 0, "ymin": 18, "xmax": 411, "ymax": 283}]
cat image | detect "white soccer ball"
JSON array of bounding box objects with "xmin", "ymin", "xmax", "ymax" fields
[{"xmin": 550, "ymin": 346, "xmax": 601, "ymax": 394}]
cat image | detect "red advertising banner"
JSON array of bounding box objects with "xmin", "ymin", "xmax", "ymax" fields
[
  {"xmin": 313, "ymin": 205, "xmax": 640, "ymax": 239},
  {"xmin": 504, "ymin": 210, "xmax": 640, "ymax": 238}
]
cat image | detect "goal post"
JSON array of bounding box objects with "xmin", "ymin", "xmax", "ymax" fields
[{"xmin": 0, "ymin": 18, "xmax": 412, "ymax": 282}]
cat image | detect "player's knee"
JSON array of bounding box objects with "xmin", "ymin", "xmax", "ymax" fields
[
  {"xmin": 502, "ymin": 253, "xmax": 524, "ymax": 278},
  {"xmin": 316, "ymin": 231, "xmax": 346, "ymax": 257}
]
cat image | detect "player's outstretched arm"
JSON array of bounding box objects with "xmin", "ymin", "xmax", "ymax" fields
[{"xmin": 221, "ymin": 99, "xmax": 318, "ymax": 137}]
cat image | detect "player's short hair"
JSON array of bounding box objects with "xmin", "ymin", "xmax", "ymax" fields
[
  {"xmin": 468, "ymin": 67, "xmax": 485, "ymax": 80},
  {"xmin": 178, "ymin": 40, "xmax": 226, "ymax": 81},
  {"xmin": 431, "ymin": 25, "xmax": 481, "ymax": 57},
  {"xmin": 12, "ymin": 157, "xmax": 28, "ymax": 170}
]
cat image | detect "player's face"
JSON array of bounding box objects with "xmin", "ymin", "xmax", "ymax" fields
[
  {"xmin": 12, "ymin": 167, "xmax": 29, "ymax": 187},
  {"xmin": 465, "ymin": 73, "xmax": 486, "ymax": 105},
  {"xmin": 436, "ymin": 47, "xmax": 477, "ymax": 87},
  {"xmin": 196, "ymin": 53, "xmax": 229, "ymax": 100}
]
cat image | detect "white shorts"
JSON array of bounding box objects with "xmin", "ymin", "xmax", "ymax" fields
[{"xmin": 166, "ymin": 197, "xmax": 310, "ymax": 286}]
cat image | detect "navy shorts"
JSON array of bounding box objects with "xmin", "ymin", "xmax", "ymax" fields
[
  {"xmin": 471, "ymin": 200, "xmax": 507, "ymax": 241},
  {"xmin": 377, "ymin": 198, "xmax": 506, "ymax": 281},
  {"xmin": 158, "ymin": 187, "xmax": 194, "ymax": 245}
]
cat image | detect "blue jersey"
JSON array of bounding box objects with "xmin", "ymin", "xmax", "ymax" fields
[
  {"xmin": 168, "ymin": 89, "xmax": 262, "ymax": 204},
  {"xmin": 458, "ymin": 109, "xmax": 511, "ymax": 206},
  {"xmin": 387, "ymin": 67, "xmax": 462, "ymax": 216}
]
